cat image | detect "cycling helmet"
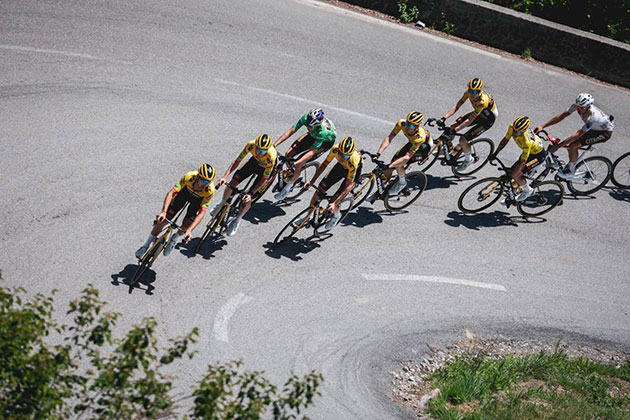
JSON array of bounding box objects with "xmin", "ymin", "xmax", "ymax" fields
[
  {"xmin": 406, "ymin": 111, "xmax": 424, "ymax": 126},
  {"xmin": 575, "ymin": 93, "xmax": 594, "ymax": 107},
  {"xmin": 512, "ymin": 115, "xmax": 531, "ymax": 132},
  {"xmin": 339, "ymin": 136, "xmax": 356, "ymax": 155},
  {"xmin": 468, "ymin": 77, "xmax": 483, "ymax": 91},
  {"xmin": 255, "ymin": 133, "xmax": 272, "ymax": 150},
  {"xmin": 306, "ymin": 108, "xmax": 324, "ymax": 128},
  {"xmin": 198, "ymin": 163, "xmax": 216, "ymax": 181}
]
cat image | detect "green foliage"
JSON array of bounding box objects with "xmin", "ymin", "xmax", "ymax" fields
[
  {"xmin": 521, "ymin": 46, "xmax": 532, "ymax": 59},
  {"xmin": 426, "ymin": 349, "xmax": 630, "ymax": 419},
  {"xmin": 397, "ymin": 0, "xmax": 420, "ymax": 24},
  {"xmin": 0, "ymin": 276, "xmax": 322, "ymax": 419},
  {"xmin": 482, "ymin": 0, "xmax": 629, "ymax": 44}
]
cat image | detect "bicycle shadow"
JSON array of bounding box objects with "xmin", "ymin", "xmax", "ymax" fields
[
  {"xmin": 263, "ymin": 238, "xmax": 321, "ymax": 261},
  {"xmin": 111, "ymin": 264, "xmax": 156, "ymax": 295},
  {"xmin": 424, "ymin": 174, "xmax": 459, "ymax": 191},
  {"xmin": 178, "ymin": 237, "xmax": 228, "ymax": 260},
  {"xmin": 607, "ymin": 186, "xmax": 630, "ymax": 203},
  {"xmin": 342, "ymin": 206, "xmax": 384, "ymax": 228},
  {"xmin": 244, "ymin": 199, "xmax": 287, "ymax": 224},
  {"xmin": 444, "ymin": 210, "xmax": 527, "ymax": 230}
]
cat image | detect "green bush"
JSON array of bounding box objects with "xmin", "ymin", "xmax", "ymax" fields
[{"xmin": 397, "ymin": 0, "xmax": 420, "ymax": 23}]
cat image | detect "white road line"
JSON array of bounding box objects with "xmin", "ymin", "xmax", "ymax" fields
[
  {"xmin": 362, "ymin": 273, "xmax": 507, "ymax": 291},
  {"xmin": 0, "ymin": 44, "xmax": 128, "ymax": 63},
  {"xmin": 214, "ymin": 78, "xmax": 392, "ymax": 125},
  {"xmin": 212, "ymin": 293, "xmax": 253, "ymax": 343}
]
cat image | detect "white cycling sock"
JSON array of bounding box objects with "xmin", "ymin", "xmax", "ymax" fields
[
  {"xmin": 170, "ymin": 232, "xmax": 184, "ymax": 244},
  {"xmin": 523, "ymin": 183, "xmax": 532, "ymax": 192},
  {"xmin": 398, "ymin": 177, "xmax": 407, "ymax": 185},
  {"xmin": 143, "ymin": 234, "xmax": 157, "ymax": 248},
  {"xmin": 464, "ymin": 152, "xmax": 472, "ymax": 160},
  {"xmin": 283, "ymin": 180, "xmax": 294, "ymax": 191},
  {"xmin": 568, "ymin": 161, "xmax": 577, "ymax": 173}
]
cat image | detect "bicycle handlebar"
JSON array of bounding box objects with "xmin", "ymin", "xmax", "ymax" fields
[
  {"xmin": 425, "ymin": 117, "xmax": 463, "ymax": 137},
  {"xmin": 360, "ymin": 149, "xmax": 388, "ymax": 169}
]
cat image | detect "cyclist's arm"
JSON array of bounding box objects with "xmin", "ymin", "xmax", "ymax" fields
[
  {"xmin": 160, "ymin": 189, "xmax": 177, "ymax": 214},
  {"xmin": 557, "ymin": 129, "xmax": 584, "ymax": 147},
  {"xmin": 453, "ymin": 112, "xmax": 476, "ymax": 132},
  {"xmin": 376, "ymin": 130, "xmax": 397, "ymax": 155},
  {"xmin": 310, "ymin": 158, "xmax": 330, "ymax": 184},
  {"xmin": 274, "ymin": 127, "xmax": 296, "ymax": 147},
  {"xmin": 389, "ymin": 149, "xmax": 414, "ymax": 168},
  {"xmin": 494, "ymin": 136, "xmax": 510, "ymax": 157},
  {"xmin": 332, "ymin": 179, "xmax": 354, "ymax": 207},
  {"xmin": 443, "ymin": 97, "xmax": 466, "ymax": 120},
  {"xmin": 185, "ymin": 208, "xmax": 207, "ymax": 237},
  {"xmin": 536, "ymin": 111, "xmax": 569, "ymax": 132},
  {"xmin": 249, "ymin": 174, "xmax": 271, "ymax": 195}
]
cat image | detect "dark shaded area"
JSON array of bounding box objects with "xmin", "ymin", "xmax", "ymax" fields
[
  {"xmin": 263, "ymin": 238, "xmax": 321, "ymax": 261},
  {"xmin": 243, "ymin": 199, "xmax": 287, "ymax": 224},
  {"xmin": 443, "ymin": 210, "xmax": 547, "ymax": 229},
  {"xmin": 179, "ymin": 236, "xmax": 228, "ymax": 260},
  {"xmin": 111, "ymin": 264, "xmax": 156, "ymax": 295},
  {"xmin": 607, "ymin": 186, "xmax": 630, "ymax": 203}
]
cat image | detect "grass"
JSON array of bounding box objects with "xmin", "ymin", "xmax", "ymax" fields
[
  {"xmin": 425, "ymin": 350, "xmax": 630, "ymax": 419},
  {"xmin": 397, "ymin": 0, "xmax": 419, "ymax": 24}
]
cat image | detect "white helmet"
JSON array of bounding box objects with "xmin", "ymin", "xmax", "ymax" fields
[{"xmin": 575, "ymin": 93, "xmax": 594, "ymax": 107}]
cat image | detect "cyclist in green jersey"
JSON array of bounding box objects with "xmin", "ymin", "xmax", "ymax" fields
[{"xmin": 273, "ymin": 108, "xmax": 337, "ymax": 200}]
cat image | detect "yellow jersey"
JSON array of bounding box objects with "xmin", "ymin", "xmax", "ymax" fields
[
  {"xmin": 237, "ymin": 140, "xmax": 278, "ymax": 177},
  {"xmin": 325, "ymin": 145, "xmax": 361, "ymax": 181},
  {"xmin": 460, "ymin": 90, "xmax": 496, "ymax": 116},
  {"xmin": 505, "ymin": 126, "xmax": 544, "ymax": 160},
  {"xmin": 392, "ymin": 120, "xmax": 431, "ymax": 153},
  {"xmin": 172, "ymin": 171, "xmax": 216, "ymax": 209}
]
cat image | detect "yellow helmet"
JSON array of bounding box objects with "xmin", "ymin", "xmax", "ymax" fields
[
  {"xmin": 406, "ymin": 111, "xmax": 424, "ymax": 126},
  {"xmin": 339, "ymin": 136, "xmax": 356, "ymax": 155},
  {"xmin": 198, "ymin": 163, "xmax": 216, "ymax": 181},
  {"xmin": 512, "ymin": 115, "xmax": 531, "ymax": 132},
  {"xmin": 468, "ymin": 77, "xmax": 483, "ymax": 91},
  {"xmin": 255, "ymin": 134, "xmax": 272, "ymax": 150}
]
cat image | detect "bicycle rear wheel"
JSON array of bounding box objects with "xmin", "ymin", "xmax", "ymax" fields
[
  {"xmin": 517, "ymin": 180, "xmax": 564, "ymax": 217},
  {"xmin": 286, "ymin": 161, "xmax": 319, "ymax": 201},
  {"xmin": 350, "ymin": 173, "xmax": 375, "ymax": 210},
  {"xmin": 458, "ymin": 176, "xmax": 504, "ymax": 213},
  {"xmin": 194, "ymin": 211, "xmax": 224, "ymax": 253},
  {"xmin": 384, "ymin": 171, "xmax": 427, "ymax": 211},
  {"xmin": 611, "ymin": 152, "xmax": 630, "ymax": 189},
  {"xmin": 452, "ymin": 138, "xmax": 495, "ymax": 176},
  {"xmin": 566, "ymin": 156, "xmax": 612, "ymax": 195},
  {"xmin": 273, "ymin": 207, "xmax": 313, "ymax": 246},
  {"xmin": 414, "ymin": 145, "xmax": 440, "ymax": 173}
]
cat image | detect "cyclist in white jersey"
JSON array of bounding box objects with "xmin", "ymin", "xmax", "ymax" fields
[{"xmin": 535, "ymin": 93, "xmax": 614, "ymax": 179}]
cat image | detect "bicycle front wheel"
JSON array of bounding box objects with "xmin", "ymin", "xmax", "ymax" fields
[
  {"xmin": 414, "ymin": 145, "xmax": 440, "ymax": 173},
  {"xmin": 611, "ymin": 152, "xmax": 630, "ymax": 189},
  {"xmin": 286, "ymin": 161, "xmax": 319, "ymax": 200},
  {"xmin": 458, "ymin": 177, "xmax": 504, "ymax": 213},
  {"xmin": 195, "ymin": 211, "xmax": 223, "ymax": 253},
  {"xmin": 350, "ymin": 173, "xmax": 375, "ymax": 210},
  {"xmin": 517, "ymin": 180, "xmax": 564, "ymax": 217},
  {"xmin": 129, "ymin": 237, "xmax": 165, "ymax": 291},
  {"xmin": 384, "ymin": 171, "xmax": 427, "ymax": 211},
  {"xmin": 273, "ymin": 207, "xmax": 313, "ymax": 246},
  {"xmin": 452, "ymin": 138, "xmax": 495, "ymax": 176},
  {"xmin": 566, "ymin": 156, "xmax": 612, "ymax": 195}
]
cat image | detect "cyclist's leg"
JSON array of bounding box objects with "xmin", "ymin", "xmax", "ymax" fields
[
  {"xmin": 287, "ymin": 133, "xmax": 314, "ymax": 158},
  {"xmin": 239, "ymin": 165, "xmax": 265, "ymax": 217},
  {"xmin": 461, "ymin": 110, "xmax": 495, "ymax": 151},
  {"xmin": 567, "ymin": 131, "xmax": 612, "ymax": 171}
]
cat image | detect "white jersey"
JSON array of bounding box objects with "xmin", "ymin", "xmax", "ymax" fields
[{"xmin": 566, "ymin": 104, "xmax": 614, "ymax": 132}]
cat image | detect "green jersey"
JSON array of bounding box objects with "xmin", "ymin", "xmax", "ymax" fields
[{"xmin": 292, "ymin": 113, "xmax": 337, "ymax": 149}]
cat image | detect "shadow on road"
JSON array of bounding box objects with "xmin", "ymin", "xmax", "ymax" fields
[
  {"xmin": 263, "ymin": 238, "xmax": 321, "ymax": 261},
  {"xmin": 607, "ymin": 186, "xmax": 630, "ymax": 203},
  {"xmin": 178, "ymin": 237, "xmax": 227, "ymax": 260},
  {"xmin": 244, "ymin": 199, "xmax": 287, "ymax": 224},
  {"xmin": 444, "ymin": 210, "xmax": 543, "ymax": 230},
  {"xmin": 111, "ymin": 264, "xmax": 156, "ymax": 295},
  {"xmin": 424, "ymin": 174, "xmax": 464, "ymax": 191},
  {"xmin": 342, "ymin": 206, "xmax": 385, "ymax": 228}
]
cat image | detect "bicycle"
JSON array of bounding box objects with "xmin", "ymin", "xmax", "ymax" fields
[
  {"xmin": 536, "ymin": 130, "xmax": 612, "ymax": 195},
  {"xmin": 261, "ymin": 154, "xmax": 321, "ymax": 202},
  {"xmin": 457, "ymin": 156, "xmax": 564, "ymax": 217},
  {"xmin": 409, "ymin": 118, "xmax": 495, "ymax": 176},
  {"xmin": 273, "ymin": 186, "xmax": 354, "ymax": 246},
  {"xmin": 611, "ymin": 151, "xmax": 630, "ymax": 189},
  {"xmin": 130, "ymin": 217, "xmax": 184, "ymax": 292},
  {"xmin": 350, "ymin": 150, "xmax": 428, "ymax": 211}
]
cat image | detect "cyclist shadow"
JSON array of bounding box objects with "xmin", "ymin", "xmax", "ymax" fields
[
  {"xmin": 244, "ymin": 199, "xmax": 287, "ymax": 224},
  {"xmin": 606, "ymin": 187, "xmax": 630, "ymax": 203},
  {"xmin": 342, "ymin": 206, "xmax": 384, "ymax": 228},
  {"xmin": 178, "ymin": 237, "xmax": 227, "ymax": 260},
  {"xmin": 263, "ymin": 239, "xmax": 321, "ymax": 261},
  {"xmin": 424, "ymin": 174, "xmax": 467, "ymax": 191},
  {"xmin": 444, "ymin": 210, "xmax": 531, "ymax": 230},
  {"xmin": 111, "ymin": 264, "xmax": 156, "ymax": 295}
]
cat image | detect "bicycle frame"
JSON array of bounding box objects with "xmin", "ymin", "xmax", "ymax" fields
[{"xmin": 535, "ymin": 130, "xmax": 597, "ymax": 182}]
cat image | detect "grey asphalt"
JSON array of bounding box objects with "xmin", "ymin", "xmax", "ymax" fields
[{"xmin": 1, "ymin": 0, "xmax": 629, "ymax": 418}]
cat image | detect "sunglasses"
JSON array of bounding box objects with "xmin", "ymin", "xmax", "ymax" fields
[
  {"xmin": 514, "ymin": 130, "xmax": 523, "ymax": 136},
  {"xmin": 405, "ymin": 122, "xmax": 418, "ymax": 129},
  {"xmin": 468, "ymin": 89, "xmax": 481, "ymax": 95},
  {"xmin": 256, "ymin": 147, "xmax": 268, "ymax": 155},
  {"xmin": 339, "ymin": 152, "xmax": 351, "ymax": 160},
  {"xmin": 199, "ymin": 178, "xmax": 211, "ymax": 185}
]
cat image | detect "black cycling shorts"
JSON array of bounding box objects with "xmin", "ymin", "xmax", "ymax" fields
[
  {"xmin": 577, "ymin": 130, "xmax": 612, "ymax": 147},
  {"xmin": 393, "ymin": 141, "xmax": 431, "ymax": 161},
  {"xmin": 523, "ymin": 150, "xmax": 547, "ymax": 173},
  {"xmin": 167, "ymin": 187, "xmax": 203, "ymax": 221},
  {"xmin": 455, "ymin": 110, "xmax": 496, "ymax": 141},
  {"xmin": 319, "ymin": 162, "xmax": 363, "ymax": 199},
  {"xmin": 290, "ymin": 133, "xmax": 334, "ymax": 157},
  {"xmin": 231, "ymin": 158, "xmax": 267, "ymax": 197}
]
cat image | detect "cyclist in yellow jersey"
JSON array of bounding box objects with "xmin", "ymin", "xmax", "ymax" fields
[
  {"xmin": 373, "ymin": 111, "xmax": 432, "ymax": 196},
  {"xmin": 491, "ymin": 116, "xmax": 546, "ymax": 201},
  {"xmin": 300, "ymin": 137, "xmax": 362, "ymax": 232},
  {"xmin": 135, "ymin": 163, "xmax": 216, "ymax": 259},
  {"xmin": 212, "ymin": 134, "xmax": 277, "ymax": 236},
  {"xmin": 439, "ymin": 78, "xmax": 498, "ymax": 171}
]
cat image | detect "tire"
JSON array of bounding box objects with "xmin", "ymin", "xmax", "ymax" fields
[
  {"xmin": 129, "ymin": 236, "xmax": 165, "ymax": 291},
  {"xmin": 285, "ymin": 161, "xmax": 320, "ymax": 200},
  {"xmin": 384, "ymin": 171, "xmax": 428, "ymax": 211},
  {"xmin": 413, "ymin": 145, "xmax": 440, "ymax": 173},
  {"xmin": 517, "ymin": 180, "xmax": 564, "ymax": 217},
  {"xmin": 313, "ymin": 194, "xmax": 354, "ymax": 236},
  {"xmin": 458, "ymin": 176, "xmax": 504, "ymax": 213},
  {"xmin": 194, "ymin": 212, "xmax": 223, "ymax": 253},
  {"xmin": 273, "ymin": 206, "xmax": 313, "ymax": 246},
  {"xmin": 566, "ymin": 156, "xmax": 612, "ymax": 195},
  {"xmin": 452, "ymin": 138, "xmax": 495, "ymax": 176},
  {"xmin": 611, "ymin": 152, "xmax": 630, "ymax": 189},
  {"xmin": 350, "ymin": 173, "xmax": 375, "ymax": 210}
]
